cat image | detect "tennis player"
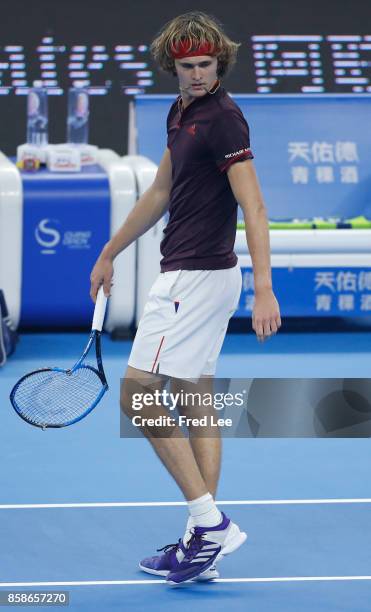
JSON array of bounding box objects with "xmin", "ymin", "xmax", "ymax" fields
[{"xmin": 90, "ymin": 11, "xmax": 281, "ymax": 584}]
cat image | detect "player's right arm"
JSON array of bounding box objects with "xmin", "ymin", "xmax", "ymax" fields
[{"xmin": 90, "ymin": 148, "xmax": 172, "ymax": 301}]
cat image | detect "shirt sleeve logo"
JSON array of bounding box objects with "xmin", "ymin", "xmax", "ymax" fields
[{"xmin": 224, "ymin": 148, "xmax": 251, "ymax": 159}]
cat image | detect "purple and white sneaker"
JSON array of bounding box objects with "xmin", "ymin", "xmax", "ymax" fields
[
  {"xmin": 166, "ymin": 512, "xmax": 247, "ymax": 585},
  {"xmin": 139, "ymin": 539, "xmax": 219, "ymax": 581}
]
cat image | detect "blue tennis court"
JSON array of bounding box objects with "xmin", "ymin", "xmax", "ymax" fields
[{"xmin": 1, "ymin": 330, "xmax": 371, "ymax": 610}]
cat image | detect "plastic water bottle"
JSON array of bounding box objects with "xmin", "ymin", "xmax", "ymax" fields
[
  {"xmin": 26, "ymin": 82, "xmax": 48, "ymax": 146},
  {"xmin": 67, "ymin": 88, "xmax": 89, "ymax": 144}
]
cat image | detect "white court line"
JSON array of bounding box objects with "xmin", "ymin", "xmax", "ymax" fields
[
  {"xmin": 1, "ymin": 576, "xmax": 371, "ymax": 588},
  {"xmin": 0, "ymin": 498, "xmax": 371, "ymax": 510}
]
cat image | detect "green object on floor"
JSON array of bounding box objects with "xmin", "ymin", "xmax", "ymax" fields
[{"xmin": 236, "ymin": 215, "xmax": 371, "ymax": 230}]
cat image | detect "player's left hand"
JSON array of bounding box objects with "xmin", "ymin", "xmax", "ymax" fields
[{"xmin": 252, "ymin": 288, "xmax": 281, "ymax": 342}]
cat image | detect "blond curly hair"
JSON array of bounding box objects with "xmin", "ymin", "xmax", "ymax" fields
[{"xmin": 150, "ymin": 11, "xmax": 240, "ymax": 78}]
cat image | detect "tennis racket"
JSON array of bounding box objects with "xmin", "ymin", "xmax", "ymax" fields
[{"xmin": 10, "ymin": 286, "xmax": 108, "ymax": 429}]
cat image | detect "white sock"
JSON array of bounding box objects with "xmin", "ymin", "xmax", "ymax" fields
[
  {"xmin": 182, "ymin": 515, "xmax": 195, "ymax": 546},
  {"xmin": 187, "ymin": 492, "xmax": 222, "ymax": 529}
]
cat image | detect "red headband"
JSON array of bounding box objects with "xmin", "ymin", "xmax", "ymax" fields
[{"xmin": 170, "ymin": 39, "xmax": 219, "ymax": 59}]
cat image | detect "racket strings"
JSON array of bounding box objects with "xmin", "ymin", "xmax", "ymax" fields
[{"xmin": 12, "ymin": 366, "xmax": 105, "ymax": 426}]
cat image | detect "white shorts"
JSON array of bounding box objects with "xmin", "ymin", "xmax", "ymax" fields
[{"xmin": 128, "ymin": 264, "xmax": 242, "ymax": 380}]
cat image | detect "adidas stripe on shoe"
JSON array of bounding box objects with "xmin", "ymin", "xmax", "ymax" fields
[
  {"xmin": 139, "ymin": 539, "xmax": 219, "ymax": 581},
  {"xmin": 166, "ymin": 512, "xmax": 247, "ymax": 585}
]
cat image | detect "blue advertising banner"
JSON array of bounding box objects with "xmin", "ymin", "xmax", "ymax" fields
[
  {"xmin": 20, "ymin": 165, "xmax": 110, "ymax": 327},
  {"xmin": 135, "ymin": 94, "xmax": 371, "ymax": 220},
  {"xmin": 237, "ymin": 267, "xmax": 371, "ymax": 317}
]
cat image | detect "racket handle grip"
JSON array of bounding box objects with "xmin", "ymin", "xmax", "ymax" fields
[{"xmin": 92, "ymin": 286, "xmax": 108, "ymax": 331}]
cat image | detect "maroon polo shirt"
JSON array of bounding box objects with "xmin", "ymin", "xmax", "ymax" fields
[{"xmin": 160, "ymin": 83, "xmax": 254, "ymax": 272}]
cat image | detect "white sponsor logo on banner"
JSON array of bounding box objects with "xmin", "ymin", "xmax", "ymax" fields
[
  {"xmin": 35, "ymin": 218, "xmax": 92, "ymax": 254},
  {"xmin": 35, "ymin": 219, "xmax": 61, "ymax": 254},
  {"xmin": 288, "ymin": 141, "xmax": 359, "ymax": 184},
  {"xmin": 314, "ymin": 269, "xmax": 371, "ymax": 313}
]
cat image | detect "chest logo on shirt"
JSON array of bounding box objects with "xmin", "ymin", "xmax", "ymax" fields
[{"xmin": 186, "ymin": 123, "xmax": 197, "ymax": 137}]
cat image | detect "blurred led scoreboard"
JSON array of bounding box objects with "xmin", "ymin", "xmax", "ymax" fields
[
  {"xmin": 0, "ymin": 34, "xmax": 371, "ymax": 97},
  {"xmin": 251, "ymin": 35, "xmax": 371, "ymax": 94}
]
